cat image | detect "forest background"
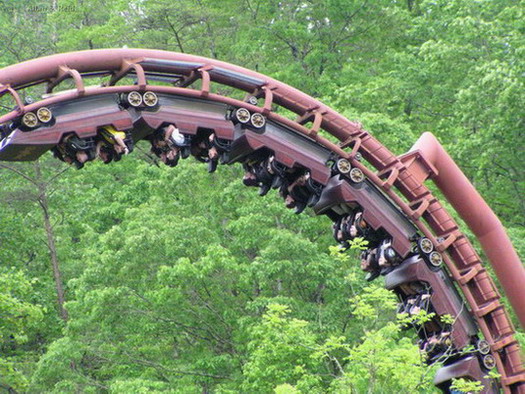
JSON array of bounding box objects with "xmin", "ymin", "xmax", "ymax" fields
[{"xmin": 0, "ymin": 0, "xmax": 523, "ymax": 392}]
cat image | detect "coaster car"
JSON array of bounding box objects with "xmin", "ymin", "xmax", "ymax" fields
[{"xmin": 0, "ymin": 95, "xmax": 134, "ymax": 161}]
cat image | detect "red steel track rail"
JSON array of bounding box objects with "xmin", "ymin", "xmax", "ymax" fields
[{"xmin": 0, "ymin": 49, "xmax": 523, "ymax": 392}]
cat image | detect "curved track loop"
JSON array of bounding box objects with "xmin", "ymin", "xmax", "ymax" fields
[{"xmin": 0, "ymin": 49, "xmax": 523, "ymax": 393}]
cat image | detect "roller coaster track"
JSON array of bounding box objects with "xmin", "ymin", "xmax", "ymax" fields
[{"xmin": 0, "ymin": 49, "xmax": 523, "ymax": 393}]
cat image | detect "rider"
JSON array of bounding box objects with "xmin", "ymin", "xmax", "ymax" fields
[
  {"xmin": 96, "ymin": 125, "xmax": 133, "ymax": 163},
  {"xmin": 149, "ymin": 124, "xmax": 185, "ymax": 167},
  {"xmin": 52, "ymin": 134, "xmax": 95, "ymax": 169}
]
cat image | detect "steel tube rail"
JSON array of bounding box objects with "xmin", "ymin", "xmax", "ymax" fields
[
  {"xmin": 0, "ymin": 48, "xmax": 362, "ymax": 137},
  {"xmin": 410, "ymin": 132, "xmax": 525, "ymax": 327}
]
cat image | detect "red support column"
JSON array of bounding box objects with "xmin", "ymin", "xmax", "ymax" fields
[{"xmin": 409, "ymin": 132, "xmax": 525, "ymax": 328}]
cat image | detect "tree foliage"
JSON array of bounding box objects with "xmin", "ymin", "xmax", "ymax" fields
[{"xmin": 0, "ymin": 0, "xmax": 523, "ymax": 392}]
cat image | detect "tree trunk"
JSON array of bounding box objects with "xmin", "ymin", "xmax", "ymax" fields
[{"xmin": 34, "ymin": 162, "xmax": 68, "ymax": 321}]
